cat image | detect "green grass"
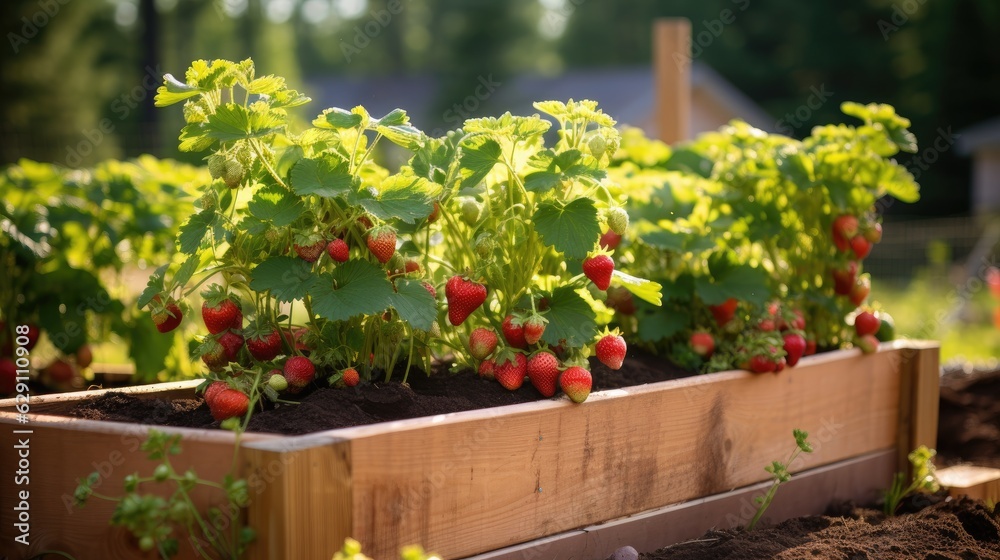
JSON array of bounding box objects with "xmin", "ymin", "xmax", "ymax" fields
[{"xmin": 873, "ymin": 270, "xmax": 1000, "ymax": 364}]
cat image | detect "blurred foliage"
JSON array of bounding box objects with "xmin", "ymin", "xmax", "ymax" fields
[
  {"xmin": 0, "ymin": 157, "xmax": 206, "ymax": 383},
  {"xmin": 1, "ymin": 0, "xmax": 997, "ymax": 217}
]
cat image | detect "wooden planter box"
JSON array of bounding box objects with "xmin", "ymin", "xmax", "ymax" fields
[{"xmin": 0, "ymin": 341, "xmax": 939, "ymax": 560}]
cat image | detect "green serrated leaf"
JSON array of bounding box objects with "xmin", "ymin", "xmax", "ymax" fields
[
  {"xmin": 178, "ymin": 123, "xmax": 215, "ymax": 152},
  {"xmin": 524, "ymin": 171, "xmax": 562, "ymax": 193},
  {"xmin": 374, "ymin": 108, "xmax": 408, "ymax": 127},
  {"xmin": 356, "ymin": 174, "xmax": 434, "ymax": 223},
  {"xmin": 206, "ymin": 103, "xmax": 283, "ymax": 141},
  {"xmin": 289, "ymin": 155, "xmax": 354, "ymax": 198},
  {"xmin": 376, "ymin": 124, "xmax": 424, "ymax": 150},
  {"xmin": 172, "ymin": 253, "xmax": 202, "ymax": 290},
  {"xmin": 540, "ymin": 286, "xmax": 596, "ymax": 348},
  {"xmin": 309, "ymin": 260, "xmax": 394, "ymax": 322},
  {"xmin": 313, "ymin": 107, "xmax": 364, "ymax": 129},
  {"xmin": 155, "ymin": 74, "xmax": 201, "ymax": 107},
  {"xmin": 247, "ymin": 75, "xmax": 285, "ymax": 95},
  {"xmin": 248, "ymin": 184, "xmax": 304, "ymax": 226},
  {"xmin": 138, "ymin": 265, "xmax": 168, "ymax": 309},
  {"xmin": 532, "ymin": 198, "xmax": 601, "ymax": 259},
  {"xmin": 177, "ymin": 211, "xmax": 216, "ymax": 254},
  {"xmin": 458, "ymin": 136, "xmax": 503, "ymax": 190},
  {"xmin": 390, "ymin": 279, "xmax": 437, "ymax": 331},
  {"xmin": 611, "ymin": 270, "xmax": 662, "ymax": 306},
  {"xmin": 249, "ymin": 256, "xmax": 315, "ymax": 302}
]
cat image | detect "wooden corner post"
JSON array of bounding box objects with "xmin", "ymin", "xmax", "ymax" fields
[
  {"xmin": 653, "ymin": 18, "xmax": 691, "ymax": 144},
  {"xmin": 895, "ymin": 343, "xmax": 940, "ymax": 475}
]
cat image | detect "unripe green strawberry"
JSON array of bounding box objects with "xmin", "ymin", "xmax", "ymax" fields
[
  {"xmin": 207, "ymin": 154, "xmax": 226, "ymax": 179},
  {"xmin": 475, "ymin": 234, "xmax": 494, "ymax": 258},
  {"xmin": 267, "ymin": 373, "xmax": 288, "ymax": 392},
  {"xmin": 223, "ymin": 158, "xmax": 245, "ymax": 189},
  {"xmin": 588, "ymin": 134, "xmax": 607, "ymax": 159},
  {"xmin": 199, "ymin": 191, "xmax": 217, "ymax": 211},
  {"xmin": 461, "ymin": 199, "xmax": 482, "ymax": 226},
  {"xmin": 605, "ymin": 207, "xmax": 629, "ymax": 236}
]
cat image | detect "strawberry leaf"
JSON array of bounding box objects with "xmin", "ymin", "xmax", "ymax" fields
[
  {"xmin": 249, "ymin": 256, "xmax": 315, "ymax": 302},
  {"xmin": 206, "ymin": 103, "xmax": 284, "ymax": 141},
  {"xmin": 458, "ymin": 136, "xmax": 503, "ymax": 190},
  {"xmin": 248, "ymin": 184, "xmax": 304, "ymax": 226},
  {"xmin": 178, "ymin": 210, "xmax": 217, "ymax": 254},
  {"xmin": 246, "ymin": 75, "xmax": 285, "ymax": 95},
  {"xmin": 540, "ymin": 286, "xmax": 596, "ymax": 348},
  {"xmin": 390, "ymin": 279, "xmax": 437, "ymax": 331},
  {"xmin": 532, "ymin": 198, "xmax": 600, "ymax": 260},
  {"xmin": 138, "ymin": 264, "xmax": 168, "ymax": 309},
  {"xmin": 636, "ymin": 306, "xmax": 689, "ymax": 342},
  {"xmin": 376, "ymin": 123, "xmax": 424, "ymax": 150},
  {"xmin": 313, "ymin": 107, "xmax": 364, "ymax": 129},
  {"xmin": 611, "ymin": 270, "xmax": 662, "ymax": 306},
  {"xmin": 172, "ymin": 252, "xmax": 202, "ymax": 291},
  {"xmin": 154, "ymin": 74, "xmax": 201, "ymax": 107},
  {"xmin": 309, "ymin": 260, "xmax": 393, "ymax": 322},
  {"xmin": 355, "ymin": 174, "xmax": 436, "ymax": 224},
  {"xmin": 695, "ymin": 265, "xmax": 770, "ymax": 306},
  {"xmin": 290, "ymin": 155, "xmax": 354, "ymax": 198}
]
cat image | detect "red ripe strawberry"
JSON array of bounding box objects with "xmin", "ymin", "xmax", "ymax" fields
[
  {"xmin": 201, "ymin": 288, "xmax": 242, "ymax": 334},
  {"xmin": 849, "ymin": 275, "xmax": 871, "ymax": 307},
  {"xmin": 850, "ymin": 236, "xmax": 872, "ymax": 260},
  {"xmin": 342, "ymin": 367, "xmax": 360, "ymax": 387},
  {"xmin": 832, "ymin": 214, "xmax": 859, "ymax": 252},
  {"xmin": 559, "ymin": 366, "xmax": 592, "ymax": 403},
  {"xmin": 366, "ymin": 226, "xmax": 397, "ymax": 264},
  {"xmin": 201, "ymin": 338, "xmax": 229, "ymax": 371},
  {"xmin": 404, "ymin": 260, "xmax": 421, "ymax": 275},
  {"xmin": 748, "ymin": 355, "xmax": 778, "ymax": 374},
  {"xmin": 209, "ymin": 389, "xmax": 249, "ymax": 421},
  {"xmin": 326, "ymin": 238, "xmax": 350, "ymax": 263},
  {"xmin": 782, "ymin": 333, "xmax": 807, "ymax": 367},
  {"xmin": 501, "ymin": 314, "xmax": 528, "ymax": 349},
  {"xmin": 47, "ymin": 359, "xmax": 75, "ymax": 383},
  {"xmin": 0, "ymin": 358, "xmax": 17, "ymax": 394},
  {"xmin": 599, "ymin": 230, "xmax": 621, "ymax": 251},
  {"xmin": 283, "ymin": 356, "xmax": 316, "ymax": 388},
  {"xmin": 778, "ymin": 309, "xmax": 806, "ymax": 332},
  {"xmin": 203, "ymin": 381, "xmax": 228, "ymax": 405},
  {"xmin": 294, "ymin": 239, "xmax": 326, "ymax": 263},
  {"xmin": 469, "ymin": 328, "xmax": 499, "ymax": 361},
  {"xmin": 76, "ymin": 344, "xmax": 93, "ymax": 369},
  {"xmin": 522, "ymin": 314, "xmax": 547, "ymax": 346},
  {"xmin": 595, "ymin": 330, "xmax": 627, "ymax": 370},
  {"xmin": 421, "ymin": 281, "xmax": 438, "ymax": 299},
  {"xmin": 709, "ymin": 298, "xmax": 738, "ymax": 327},
  {"xmin": 832, "ymin": 261, "xmax": 859, "ymax": 295},
  {"xmin": 758, "ymin": 317, "xmax": 777, "ymax": 332},
  {"xmin": 583, "ymin": 253, "xmax": 615, "ymax": 291},
  {"xmin": 151, "ymin": 295, "xmax": 183, "ymax": 333},
  {"xmin": 246, "ymin": 328, "xmax": 282, "ymax": 362},
  {"xmin": 527, "ymin": 352, "xmax": 560, "ymax": 397},
  {"xmin": 218, "ymin": 330, "xmax": 245, "ymax": 361},
  {"xmin": 864, "ymin": 222, "xmax": 883, "ymax": 244},
  {"xmin": 856, "ymin": 334, "xmax": 879, "ymax": 354},
  {"xmin": 690, "ymin": 332, "xmax": 714, "ymax": 358},
  {"xmin": 445, "ymin": 275, "xmax": 487, "ymax": 326},
  {"xmin": 854, "ymin": 310, "xmax": 881, "ymax": 337},
  {"xmin": 494, "ymin": 352, "xmax": 527, "ymax": 391},
  {"xmin": 478, "ymin": 359, "xmax": 496, "ymax": 380},
  {"xmin": 774, "ymin": 357, "xmax": 787, "ymax": 373}
]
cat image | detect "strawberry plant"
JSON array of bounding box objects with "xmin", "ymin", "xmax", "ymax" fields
[
  {"xmin": 883, "ymin": 445, "xmax": 939, "ymax": 516},
  {"xmin": 0, "ymin": 157, "xmax": 205, "ymax": 390},
  {"xmin": 746, "ymin": 429, "xmax": 813, "ymax": 530},
  {"xmin": 609, "ymin": 102, "xmax": 920, "ymax": 372},
  {"xmin": 74, "ymin": 429, "xmax": 254, "ymax": 559}
]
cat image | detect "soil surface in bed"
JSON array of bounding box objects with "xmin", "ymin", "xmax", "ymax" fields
[
  {"xmin": 642, "ymin": 495, "xmax": 1000, "ymax": 560},
  {"xmin": 67, "ymin": 349, "xmax": 689, "ymax": 435}
]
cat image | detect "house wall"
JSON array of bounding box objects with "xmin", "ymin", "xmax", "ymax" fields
[{"xmin": 972, "ymin": 147, "xmax": 1000, "ymax": 215}]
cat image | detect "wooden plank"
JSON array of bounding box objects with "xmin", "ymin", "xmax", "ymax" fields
[
  {"xmin": 464, "ymin": 449, "xmax": 898, "ymax": 560},
  {"xmin": 894, "ymin": 341, "xmax": 940, "ymax": 473},
  {"xmin": 340, "ymin": 345, "xmax": 912, "ymax": 559},
  {"xmin": 0, "ymin": 420, "xmax": 242, "ymax": 560},
  {"xmin": 0, "ymin": 379, "xmax": 203, "ymax": 416},
  {"xmin": 653, "ymin": 18, "xmax": 691, "ymax": 144},
  {"xmin": 241, "ymin": 436, "xmax": 353, "ymax": 560},
  {"xmin": 938, "ymin": 465, "xmax": 1000, "ymax": 502}
]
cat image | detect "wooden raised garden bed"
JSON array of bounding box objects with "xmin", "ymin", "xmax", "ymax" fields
[{"xmin": 0, "ymin": 341, "xmax": 939, "ymax": 560}]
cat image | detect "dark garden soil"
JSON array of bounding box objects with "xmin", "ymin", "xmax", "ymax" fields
[
  {"xmin": 641, "ymin": 495, "xmax": 1000, "ymax": 560},
  {"xmin": 936, "ymin": 363, "xmax": 1000, "ymax": 469},
  {"xmin": 67, "ymin": 348, "xmax": 688, "ymax": 435}
]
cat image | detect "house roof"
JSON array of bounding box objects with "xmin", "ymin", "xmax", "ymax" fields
[
  {"xmin": 956, "ymin": 116, "xmax": 1000, "ymax": 155},
  {"xmin": 305, "ymin": 62, "xmax": 773, "ymax": 135}
]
